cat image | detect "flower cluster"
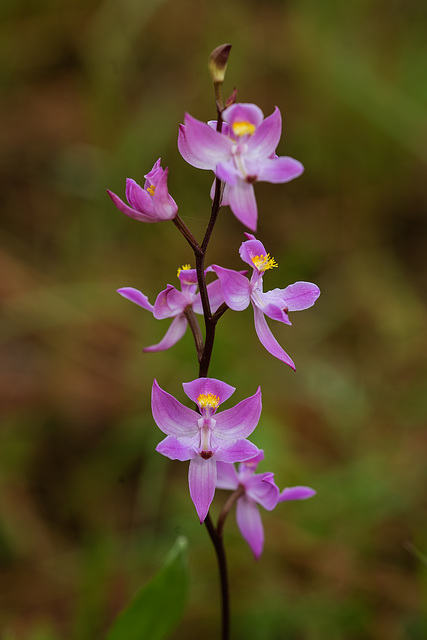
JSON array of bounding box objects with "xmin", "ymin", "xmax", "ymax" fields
[{"xmin": 109, "ymin": 72, "xmax": 318, "ymax": 558}]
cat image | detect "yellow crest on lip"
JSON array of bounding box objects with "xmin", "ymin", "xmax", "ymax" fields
[
  {"xmin": 251, "ymin": 253, "xmax": 278, "ymax": 271},
  {"xmin": 146, "ymin": 184, "xmax": 156, "ymax": 196},
  {"xmin": 177, "ymin": 264, "xmax": 192, "ymax": 277},
  {"xmin": 232, "ymin": 121, "xmax": 256, "ymax": 137},
  {"xmin": 197, "ymin": 393, "xmax": 220, "ymax": 409}
]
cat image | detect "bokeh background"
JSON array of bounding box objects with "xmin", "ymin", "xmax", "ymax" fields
[{"xmin": 1, "ymin": 0, "xmax": 427, "ymax": 638}]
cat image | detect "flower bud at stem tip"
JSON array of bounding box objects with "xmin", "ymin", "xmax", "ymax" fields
[{"xmin": 208, "ymin": 43, "xmax": 232, "ymax": 84}]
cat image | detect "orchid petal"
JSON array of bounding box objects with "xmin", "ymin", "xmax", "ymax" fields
[
  {"xmin": 211, "ymin": 265, "xmax": 251, "ymax": 311},
  {"xmin": 282, "ymin": 281, "xmax": 321, "ymax": 311},
  {"xmin": 215, "ymin": 387, "xmax": 262, "ymax": 438},
  {"xmin": 216, "ymin": 462, "xmax": 239, "ymax": 490},
  {"xmin": 156, "ymin": 435, "xmax": 198, "ymax": 461},
  {"xmin": 151, "ymin": 379, "xmax": 198, "ymax": 436},
  {"xmin": 245, "ymin": 473, "xmax": 279, "ymax": 510},
  {"xmin": 236, "ymin": 497, "xmax": 264, "ymax": 560},
  {"xmin": 143, "ymin": 315, "xmax": 188, "ymax": 352},
  {"xmin": 107, "ymin": 189, "xmax": 159, "ymax": 223},
  {"xmin": 152, "ymin": 167, "xmax": 178, "ymax": 218},
  {"xmin": 279, "ymin": 486, "xmax": 316, "ymax": 502},
  {"xmin": 239, "ymin": 237, "xmax": 268, "ymax": 268},
  {"xmin": 257, "ymin": 156, "xmax": 304, "ymax": 183},
  {"xmin": 214, "ymin": 439, "xmax": 260, "ymax": 463},
  {"xmin": 189, "ymin": 456, "xmax": 217, "ymax": 522},
  {"xmin": 153, "ymin": 286, "xmax": 188, "ymax": 318},
  {"xmin": 227, "ymin": 181, "xmax": 258, "ymax": 231},
  {"xmin": 222, "ymin": 103, "xmax": 264, "ymax": 130},
  {"xmin": 183, "ymin": 377, "xmax": 235, "ymax": 406},
  {"xmin": 253, "ymin": 304, "xmax": 296, "ymax": 369},
  {"xmin": 183, "ymin": 114, "xmax": 232, "ymax": 168},
  {"xmin": 247, "ymin": 106, "xmax": 282, "ymax": 158},
  {"xmin": 125, "ymin": 178, "xmax": 154, "ymax": 213},
  {"xmin": 178, "ymin": 124, "xmax": 217, "ymax": 170},
  {"xmin": 117, "ymin": 287, "xmax": 154, "ymax": 312}
]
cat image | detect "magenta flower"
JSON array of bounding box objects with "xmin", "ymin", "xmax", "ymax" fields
[
  {"xmin": 178, "ymin": 103, "xmax": 303, "ymax": 230},
  {"xmin": 212, "ymin": 234, "xmax": 320, "ymax": 369},
  {"xmin": 152, "ymin": 377, "xmax": 262, "ymax": 522},
  {"xmin": 117, "ymin": 265, "xmax": 223, "ymax": 352},
  {"xmin": 217, "ymin": 451, "xmax": 316, "ymax": 560},
  {"xmin": 107, "ymin": 158, "xmax": 178, "ymax": 223}
]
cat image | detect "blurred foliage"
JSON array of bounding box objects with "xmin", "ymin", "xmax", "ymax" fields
[{"xmin": 1, "ymin": 0, "xmax": 427, "ymax": 638}]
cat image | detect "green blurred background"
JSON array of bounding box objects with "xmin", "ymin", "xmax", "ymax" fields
[{"xmin": 1, "ymin": 0, "xmax": 427, "ymax": 638}]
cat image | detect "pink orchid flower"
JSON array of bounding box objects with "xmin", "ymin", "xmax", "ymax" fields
[
  {"xmin": 178, "ymin": 103, "xmax": 303, "ymax": 230},
  {"xmin": 212, "ymin": 234, "xmax": 320, "ymax": 369},
  {"xmin": 117, "ymin": 265, "xmax": 223, "ymax": 352},
  {"xmin": 217, "ymin": 451, "xmax": 316, "ymax": 560},
  {"xmin": 152, "ymin": 377, "xmax": 262, "ymax": 522},
  {"xmin": 107, "ymin": 158, "xmax": 178, "ymax": 222}
]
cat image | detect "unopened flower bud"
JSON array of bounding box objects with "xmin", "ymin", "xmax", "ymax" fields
[{"xmin": 208, "ymin": 43, "xmax": 232, "ymax": 84}]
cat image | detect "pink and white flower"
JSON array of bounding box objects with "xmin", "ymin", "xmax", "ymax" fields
[
  {"xmin": 217, "ymin": 451, "xmax": 315, "ymax": 560},
  {"xmin": 212, "ymin": 234, "xmax": 320, "ymax": 368},
  {"xmin": 107, "ymin": 158, "xmax": 178, "ymax": 223},
  {"xmin": 152, "ymin": 377, "xmax": 262, "ymax": 522},
  {"xmin": 117, "ymin": 265, "xmax": 223, "ymax": 352},
  {"xmin": 178, "ymin": 103, "xmax": 303, "ymax": 230}
]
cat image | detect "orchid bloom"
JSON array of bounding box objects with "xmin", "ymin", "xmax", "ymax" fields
[
  {"xmin": 178, "ymin": 103, "xmax": 303, "ymax": 230},
  {"xmin": 212, "ymin": 234, "xmax": 320, "ymax": 369},
  {"xmin": 107, "ymin": 158, "xmax": 178, "ymax": 223},
  {"xmin": 152, "ymin": 377, "xmax": 262, "ymax": 522},
  {"xmin": 217, "ymin": 451, "xmax": 316, "ymax": 560},
  {"xmin": 117, "ymin": 265, "xmax": 223, "ymax": 352}
]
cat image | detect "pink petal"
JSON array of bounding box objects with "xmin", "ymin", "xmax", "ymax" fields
[
  {"xmin": 222, "ymin": 103, "xmax": 264, "ymax": 130},
  {"xmin": 228, "ymin": 181, "xmax": 258, "ymax": 231},
  {"xmin": 107, "ymin": 189, "xmax": 158, "ymax": 223},
  {"xmin": 239, "ymin": 237, "xmax": 268, "ymax": 268},
  {"xmin": 182, "ymin": 377, "xmax": 235, "ymax": 406},
  {"xmin": 282, "ymin": 281, "xmax": 321, "ymax": 311},
  {"xmin": 117, "ymin": 287, "xmax": 154, "ymax": 312},
  {"xmin": 183, "ymin": 114, "xmax": 232, "ymax": 169},
  {"xmin": 211, "ymin": 266, "xmax": 251, "ymax": 311},
  {"xmin": 151, "ymin": 379, "xmax": 198, "ymax": 436},
  {"xmin": 152, "ymin": 167, "xmax": 178, "ymax": 218},
  {"xmin": 256, "ymin": 289, "xmax": 292, "ymax": 324},
  {"xmin": 153, "ymin": 286, "xmax": 187, "ymax": 319},
  {"xmin": 247, "ymin": 106, "xmax": 282, "ymax": 158},
  {"xmin": 252, "ymin": 304, "xmax": 296, "ymax": 369},
  {"xmin": 236, "ymin": 497, "xmax": 264, "ymax": 560},
  {"xmin": 156, "ymin": 435, "xmax": 198, "ymax": 461},
  {"xmin": 278, "ymin": 486, "xmax": 316, "ymax": 502},
  {"xmin": 178, "ymin": 124, "xmax": 214, "ymax": 170},
  {"xmin": 143, "ymin": 314, "xmax": 188, "ymax": 352},
  {"xmin": 215, "ymin": 387, "xmax": 262, "ymax": 438},
  {"xmin": 189, "ymin": 456, "xmax": 217, "ymax": 522},
  {"xmin": 244, "ymin": 473, "xmax": 279, "ymax": 510},
  {"xmin": 257, "ymin": 156, "xmax": 304, "ymax": 183},
  {"xmin": 125, "ymin": 178, "xmax": 154, "ymax": 213},
  {"xmin": 214, "ymin": 439, "xmax": 260, "ymax": 463},
  {"xmin": 216, "ymin": 462, "xmax": 239, "ymax": 490}
]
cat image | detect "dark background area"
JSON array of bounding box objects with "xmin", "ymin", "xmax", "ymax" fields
[{"xmin": 1, "ymin": 0, "xmax": 427, "ymax": 638}]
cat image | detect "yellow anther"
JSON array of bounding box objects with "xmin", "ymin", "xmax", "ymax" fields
[
  {"xmin": 177, "ymin": 264, "xmax": 192, "ymax": 277},
  {"xmin": 197, "ymin": 393, "xmax": 220, "ymax": 409},
  {"xmin": 146, "ymin": 184, "xmax": 156, "ymax": 196},
  {"xmin": 251, "ymin": 253, "xmax": 278, "ymax": 271},
  {"xmin": 232, "ymin": 121, "xmax": 256, "ymax": 137}
]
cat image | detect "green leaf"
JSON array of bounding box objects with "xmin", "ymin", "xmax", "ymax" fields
[{"xmin": 105, "ymin": 536, "xmax": 189, "ymax": 640}]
